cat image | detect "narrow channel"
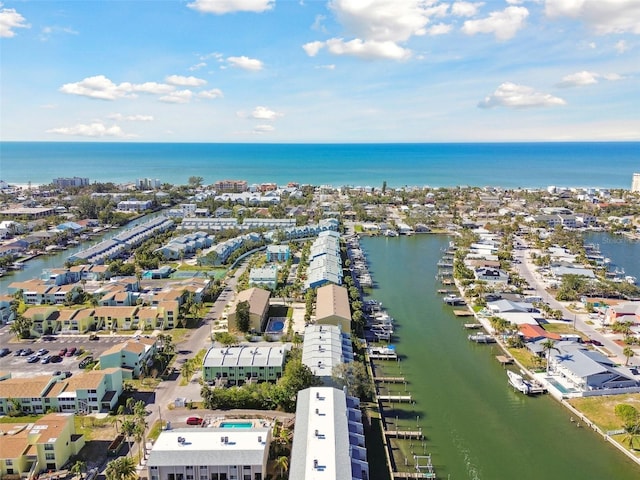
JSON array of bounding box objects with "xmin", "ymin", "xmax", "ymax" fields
[{"xmin": 361, "ymin": 235, "xmax": 640, "ymax": 480}]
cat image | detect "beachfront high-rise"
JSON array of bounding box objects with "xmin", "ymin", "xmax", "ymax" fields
[{"xmin": 632, "ymin": 173, "xmax": 640, "ymax": 193}]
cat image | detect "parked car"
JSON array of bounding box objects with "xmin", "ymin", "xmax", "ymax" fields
[
  {"xmin": 58, "ymin": 348, "xmax": 67, "ymax": 356},
  {"xmin": 21, "ymin": 348, "xmax": 34, "ymax": 356},
  {"xmin": 50, "ymin": 355, "xmax": 63, "ymax": 363},
  {"xmin": 37, "ymin": 348, "xmax": 49, "ymax": 356},
  {"xmin": 27, "ymin": 355, "xmax": 39, "ymax": 363},
  {"xmin": 79, "ymin": 356, "xmax": 94, "ymax": 368},
  {"xmin": 65, "ymin": 347, "xmax": 77, "ymax": 357},
  {"xmin": 0, "ymin": 347, "xmax": 10, "ymax": 357},
  {"xmin": 186, "ymin": 416, "xmax": 203, "ymax": 426},
  {"xmin": 52, "ymin": 370, "xmax": 62, "ymax": 376},
  {"xmin": 63, "ymin": 371, "xmax": 72, "ymax": 378},
  {"xmin": 14, "ymin": 349, "xmax": 24, "ymax": 356},
  {"xmin": 41, "ymin": 355, "xmax": 52, "ymax": 364}
]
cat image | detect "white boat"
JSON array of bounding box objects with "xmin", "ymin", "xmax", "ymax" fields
[
  {"xmin": 507, "ymin": 370, "xmax": 531, "ymax": 394},
  {"xmin": 443, "ymin": 294, "xmax": 464, "ymax": 305},
  {"xmin": 507, "ymin": 370, "xmax": 546, "ymax": 395}
]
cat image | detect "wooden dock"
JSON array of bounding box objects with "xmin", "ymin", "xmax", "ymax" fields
[
  {"xmin": 496, "ymin": 355, "xmax": 514, "ymax": 365},
  {"xmin": 453, "ymin": 309, "xmax": 473, "ymax": 316},
  {"xmin": 379, "ymin": 395, "xmax": 413, "ymax": 403},
  {"xmin": 375, "ymin": 376, "xmax": 407, "ymax": 383},
  {"xmin": 464, "ymin": 323, "xmax": 482, "ymax": 329},
  {"xmin": 393, "ymin": 472, "xmax": 437, "ymax": 479},
  {"xmin": 384, "ymin": 429, "xmax": 424, "ymax": 439},
  {"xmin": 369, "ymin": 353, "xmax": 398, "ymax": 360}
]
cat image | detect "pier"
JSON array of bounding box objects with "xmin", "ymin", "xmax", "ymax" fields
[
  {"xmin": 393, "ymin": 472, "xmax": 437, "ymax": 479},
  {"xmin": 384, "ymin": 429, "xmax": 424, "ymax": 440},
  {"xmin": 453, "ymin": 309, "xmax": 474, "ymax": 316},
  {"xmin": 375, "ymin": 376, "xmax": 407, "ymax": 383},
  {"xmin": 379, "ymin": 395, "xmax": 413, "ymax": 403}
]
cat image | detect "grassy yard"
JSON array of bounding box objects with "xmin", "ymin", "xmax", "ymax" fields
[
  {"xmin": 507, "ymin": 347, "xmax": 544, "ymax": 371},
  {"xmin": 544, "ymin": 322, "xmax": 585, "ymax": 337},
  {"xmin": 568, "ymin": 394, "xmax": 640, "ymax": 432}
]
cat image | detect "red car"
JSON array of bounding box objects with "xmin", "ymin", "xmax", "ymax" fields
[
  {"xmin": 65, "ymin": 347, "xmax": 77, "ymax": 357},
  {"xmin": 186, "ymin": 416, "xmax": 203, "ymax": 426},
  {"xmin": 58, "ymin": 348, "xmax": 67, "ymax": 356}
]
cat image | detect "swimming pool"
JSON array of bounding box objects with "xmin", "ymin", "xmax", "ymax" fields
[
  {"xmin": 545, "ymin": 377, "xmax": 575, "ymax": 394},
  {"xmin": 220, "ymin": 422, "xmax": 253, "ymax": 428},
  {"xmin": 265, "ymin": 317, "xmax": 286, "ymax": 333}
]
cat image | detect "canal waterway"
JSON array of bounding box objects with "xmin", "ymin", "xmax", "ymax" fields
[
  {"xmin": 584, "ymin": 231, "xmax": 640, "ymax": 283},
  {"xmin": 0, "ymin": 213, "xmax": 160, "ymax": 294},
  {"xmin": 361, "ymin": 235, "xmax": 640, "ymax": 480}
]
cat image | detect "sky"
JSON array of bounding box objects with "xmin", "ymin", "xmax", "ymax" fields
[{"xmin": 0, "ymin": 0, "xmax": 639, "ymax": 142}]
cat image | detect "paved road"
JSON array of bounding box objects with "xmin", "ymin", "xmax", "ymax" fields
[{"xmin": 513, "ymin": 236, "xmax": 632, "ymax": 366}]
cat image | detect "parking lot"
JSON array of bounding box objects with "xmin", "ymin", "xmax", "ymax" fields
[{"xmin": 0, "ymin": 329, "xmax": 137, "ymax": 378}]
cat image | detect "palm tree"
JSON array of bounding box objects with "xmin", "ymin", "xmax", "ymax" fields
[
  {"xmin": 621, "ymin": 423, "xmax": 640, "ymax": 450},
  {"xmin": 70, "ymin": 460, "xmax": 86, "ymax": 480},
  {"xmin": 121, "ymin": 418, "xmax": 137, "ymax": 457},
  {"xmin": 105, "ymin": 456, "xmax": 136, "ymax": 480},
  {"xmin": 623, "ymin": 346, "xmax": 635, "ymax": 366},
  {"xmin": 541, "ymin": 339, "xmax": 559, "ymax": 374},
  {"xmin": 275, "ymin": 455, "xmax": 289, "ymax": 479}
]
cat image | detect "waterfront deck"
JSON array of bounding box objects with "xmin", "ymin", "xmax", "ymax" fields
[
  {"xmin": 496, "ymin": 355, "xmax": 514, "ymax": 364},
  {"xmin": 393, "ymin": 472, "xmax": 437, "ymax": 479},
  {"xmin": 379, "ymin": 395, "xmax": 413, "ymax": 403},
  {"xmin": 453, "ymin": 309, "xmax": 474, "ymax": 316},
  {"xmin": 375, "ymin": 376, "xmax": 407, "ymax": 383},
  {"xmin": 385, "ymin": 429, "xmax": 424, "ymax": 439}
]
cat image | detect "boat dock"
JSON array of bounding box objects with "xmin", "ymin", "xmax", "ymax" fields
[
  {"xmin": 385, "ymin": 429, "xmax": 424, "ymax": 439},
  {"xmin": 375, "ymin": 376, "xmax": 407, "ymax": 383},
  {"xmin": 496, "ymin": 355, "xmax": 514, "ymax": 364},
  {"xmin": 393, "ymin": 472, "xmax": 437, "ymax": 479},
  {"xmin": 468, "ymin": 333, "xmax": 496, "ymax": 343},
  {"xmin": 379, "ymin": 395, "xmax": 413, "ymax": 403},
  {"xmin": 453, "ymin": 309, "xmax": 474, "ymax": 316},
  {"xmin": 464, "ymin": 323, "xmax": 483, "ymax": 329}
]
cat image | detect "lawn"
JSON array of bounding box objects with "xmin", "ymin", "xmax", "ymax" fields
[{"xmin": 568, "ymin": 393, "xmax": 640, "ymax": 432}]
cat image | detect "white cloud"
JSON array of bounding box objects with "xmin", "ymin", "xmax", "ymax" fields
[
  {"xmin": 60, "ymin": 76, "xmax": 176, "ymax": 100},
  {"xmin": 615, "ymin": 40, "xmax": 628, "ymax": 54},
  {"xmin": 325, "ymin": 38, "xmax": 412, "ymax": 60},
  {"xmin": 198, "ymin": 88, "xmax": 224, "ymax": 99},
  {"xmin": 165, "ymin": 75, "xmax": 207, "ymax": 86},
  {"xmin": 46, "ymin": 122, "xmax": 133, "ymax": 138},
  {"xmin": 557, "ymin": 70, "xmax": 599, "ymax": 87},
  {"xmin": 159, "ymin": 90, "xmax": 194, "ymax": 104},
  {"xmin": 478, "ymin": 82, "xmax": 566, "ymax": 108},
  {"xmin": 227, "ymin": 56, "xmax": 264, "ymax": 71},
  {"xmin": 462, "ymin": 6, "xmax": 529, "ymax": 40},
  {"xmin": 130, "ymin": 82, "xmax": 175, "ymax": 94},
  {"xmin": 330, "ymin": 0, "xmax": 431, "ymax": 42},
  {"xmin": 187, "ymin": 0, "xmax": 274, "ymax": 14},
  {"xmin": 557, "ymin": 70, "xmax": 624, "ymax": 87},
  {"xmin": 39, "ymin": 25, "xmax": 78, "ymax": 41},
  {"xmin": 253, "ymin": 124, "xmax": 275, "ymax": 133},
  {"xmin": 315, "ymin": 64, "xmax": 336, "ymax": 70},
  {"xmin": 545, "ymin": 0, "xmax": 640, "ymax": 35},
  {"xmin": 251, "ymin": 106, "xmax": 282, "ymax": 120},
  {"xmin": 303, "ymin": 41, "xmax": 325, "ymax": 57},
  {"xmin": 108, "ymin": 113, "xmax": 154, "ymax": 121},
  {"xmin": 428, "ymin": 23, "xmax": 453, "ymax": 35},
  {"xmin": 0, "ymin": 5, "xmax": 29, "ymax": 38},
  {"xmin": 60, "ymin": 75, "xmax": 134, "ymax": 100},
  {"xmin": 452, "ymin": 2, "xmax": 485, "ymax": 18},
  {"xmin": 189, "ymin": 62, "xmax": 207, "ymax": 71}
]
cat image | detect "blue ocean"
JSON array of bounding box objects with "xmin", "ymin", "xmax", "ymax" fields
[{"xmin": 1, "ymin": 142, "xmax": 638, "ymax": 188}]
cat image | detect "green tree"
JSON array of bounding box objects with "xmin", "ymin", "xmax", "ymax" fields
[
  {"xmin": 623, "ymin": 346, "xmax": 635, "ymax": 366},
  {"xmin": 236, "ymin": 300, "xmax": 251, "ymax": 332},
  {"xmin": 541, "ymin": 339, "xmax": 559, "ymax": 374},
  {"xmin": 71, "ymin": 460, "xmax": 86, "ymax": 480},
  {"xmin": 105, "ymin": 456, "xmax": 136, "ymax": 480},
  {"xmin": 332, "ymin": 362, "xmax": 373, "ymax": 400},
  {"xmin": 275, "ymin": 455, "xmax": 289, "ymax": 479}
]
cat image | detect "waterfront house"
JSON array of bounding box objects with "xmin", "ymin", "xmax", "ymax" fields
[
  {"xmin": 474, "ymin": 267, "xmax": 509, "ymax": 285},
  {"xmin": 0, "ymin": 413, "xmax": 84, "ymax": 477},
  {"xmin": 549, "ymin": 341, "xmax": 639, "ymax": 392},
  {"xmin": 202, "ymin": 344, "xmax": 289, "ymax": 385},
  {"xmin": 228, "ymin": 287, "xmax": 271, "ymax": 332},
  {"xmin": 147, "ymin": 423, "xmax": 271, "ymax": 480},
  {"xmin": 315, "ymin": 284, "xmax": 352, "ymax": 334},
  {"xmin": 289, "ymin": 387, "xmax": 369, "ymax": 480},
  {"xmin": 605, "ymin": 301, "xmax": 640, "ymax": 325},
  {"xmin": 301, "ymin": 324, "xmax": 354, "ymax": 386}
]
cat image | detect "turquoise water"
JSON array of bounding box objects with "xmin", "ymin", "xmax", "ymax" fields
[
  {"xmin": 361, "ymin": 235, "xmax": 640, "ymax": 480},
  {"xmin": 1, "ymin": 141, "xmax": 639, "ymax": 188},
  {"xmin": 220, "ymin": 422, "xmax": 253, "ymax": 428}
]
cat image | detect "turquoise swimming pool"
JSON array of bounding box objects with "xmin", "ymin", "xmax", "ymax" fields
[{"xmin": 220, "ymin": 422, "xmax": 253, "ymax": 428}]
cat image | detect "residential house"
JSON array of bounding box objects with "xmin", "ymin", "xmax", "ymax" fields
[
  {"xmin": 315, "ymin": 284, "xmax": 352, "ymax": 334},
  {"xmin": 99, "ymin": 337, "xmax": 157, "ymax": 378},
  {"xmin": 248, "ymin": 266, "xmax": 279, "ymax": 290},
  {"xmin": 0, "ymin": 413, "xmax": 85, "ymax": 477},
  {"xmin": 202, "ymin": 345, "xmax": 289, "ymax": 385},
  {"xmin": 289, "ymin": 387, "xmax": 369, "ymax": 480},
  {"xmin": 228, "ymin": 288, "xmax": 271, "ymax": 333},
  {"xmin": 301, "ymin": 324, "xmax": 353, "ymax": 386},
  {"xmin": 147, "ymin": 423, "xmax": 271, "ymax": 480},
  {"xmin": 474, "ymin": 267, "xmax": 509, "ymax": 284}
]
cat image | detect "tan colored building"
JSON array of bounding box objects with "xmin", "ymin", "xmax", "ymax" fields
[
  {"xmin": 228, "ymin": 287, "xmax": 271, "ymax": 332},
  {"xmin": 99, "ymin": 337, "xmax": 157, "ymax": 378},
  {"xmin": 315, "ymin": 284, "xmax": 352, "ymax": 333}
]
